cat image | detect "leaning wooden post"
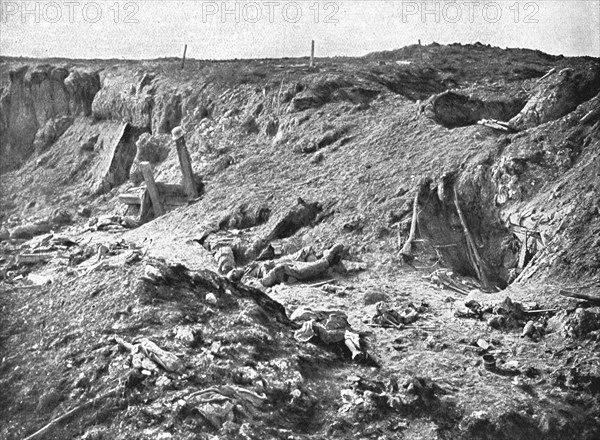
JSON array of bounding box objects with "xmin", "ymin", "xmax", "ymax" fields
[
  {"xmin": 400, "ymin": 190, "xmax": 420, "ymax": 260},
  {"xmin": 172, "ymin": 126, "xmax": 198, "ymax": 200},
  {"xmin": 310, "ymin": 40, "xmax": 315, "ymax": 68},
  {"xmin": 181, "ymin": 44, "xmax": 188, "ymax": 70},
  {"xmin": 140, "ymin": 161, "xmax": 165, "ymax": 217}
]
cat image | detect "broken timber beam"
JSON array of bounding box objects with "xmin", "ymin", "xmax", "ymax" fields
[
  {"xmin": 453, "ymin": 191, "xmax": 490, "ymax": 288},
  {"xmin": 140, "ymin": 162, "xmax": 165, "ymax": 217},
  {"xmin": 400, "ymin": 190, "xmax": 420, "ymax": 260},
  {"xmin": 172, "ymin": 127, "xmax": 198, "ymax": 200},
  {"xmin": 558, "ymin": 289, "xmax": 600, "ymax": 305},
  {"xmin": 22, "ymin": 386, "xmax": 122, "ymax": 440},
  {"xmin": 118, "ymin": 193, "xmax": 142, "ymax": 205}
]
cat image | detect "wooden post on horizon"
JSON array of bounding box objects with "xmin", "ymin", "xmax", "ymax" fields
[
  {"xmin": 181, "ymin": 44, "xmax": 188, "ymax": 70},
  {"xmin": 172, "ymin": 128, "xmax": 198, "ymax": 200},
  {"xmin": 310, "ymin": 40, "xmax": 315, "ymax": 68},
  {"xmin": 140, "ymin": 162, "xmax": 165, "ymax": 217},
  {"xmin": 418, "ymin": 39, "xmax": 421, "ymax": 46}
]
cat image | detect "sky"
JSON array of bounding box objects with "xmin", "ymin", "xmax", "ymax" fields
[{"xmin": 0, "ymin": 1, "xmax": 599, "ymax": 59}]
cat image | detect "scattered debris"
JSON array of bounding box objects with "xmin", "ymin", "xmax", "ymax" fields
[
  {"xmin": 290, "ymin": 307, "xmax": 367, "ymax": 361},
  {"xmin": 477, "ymin": 118, "xmax": 515, "ymax": 132},
  {"xmin": 370, "ymin": 301, "xmax": 427, "ymax": 329},
  {"xmin": 426, "ymin": 269, "xmax": 481, "ymax": 295},
  {"xmin": 185, "ymin": 385, "xmax": 268, "ymax": 429},
  {"xmin": 114, "ymin": 336, "xmax": 185, "ymax": 374}
]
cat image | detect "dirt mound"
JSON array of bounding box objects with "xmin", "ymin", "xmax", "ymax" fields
[
  {"xmin": 0, "ymin": 64, "xmax": 100, "ymax": 169},
  {"xmin": 510, "ymin": 64, "xmax": 600, "ymax": 129}
]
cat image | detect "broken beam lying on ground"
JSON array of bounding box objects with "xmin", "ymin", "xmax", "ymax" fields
[
  {"xmin": 22, "ymin": 386, "xmax": 122, "ymax": 440},
  {"xmin": 558, "ymin": 289, "xmax": 600, "ymax": 305},
  {"xmin": 120, "ymin": 184, "xmax": 190, "ymax": 208},
  {"xmin": 477, "ymin": 119, "xmax": 514, "ymax": 132}
]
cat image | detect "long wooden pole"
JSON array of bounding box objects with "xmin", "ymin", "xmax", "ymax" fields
[
  {"xmin": 453, "ymin": 191, "xmax": 488, "ymax": 287},
  {"xmin": 23, "ymin": 387, "xmax": 122, "ymax": 440},
  {"xmin": 174, "ymin": 137, "xmax": 198, "ymax": 200},
  {"xmin": 181, "ymin": 44, "xmax": 188, "ymax": 70},
  {"xmin": 140, "ymin": 162, "xmax": 165, "ymax": 216},
  {"xmin": 400, "ymin": 190, "xmax": 419, "ymax": 258},
  {"xmin": 310, "ymin": 40, "xmax": 315, "ymax": 68}
]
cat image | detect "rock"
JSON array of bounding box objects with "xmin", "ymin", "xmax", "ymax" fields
[
  {"xmin": 550, "ymin": 307, "xmax": 600, "ymax": 338},
  {"xmin": 155, "ymin": 375, "xmax": 173, "ymax": 389},
  {"xmin": 205, "ymin": 292, "xmax": 218, "ymax": 305},
  {"xmin": 175, "ymin": 326, "xmax": 200, "ymax": 347},
  {"xmin": 143, "ymin": 264, "xmax": 162, "ymax": 281},
  {"xmin": 521, "ymin": 320, "xmax": 535, "ymax": 338},
  {"xmin": 130, "ymin": 133, "xmax": 170, "ymax": 184},
  {"xmin": 81, "ymin": 426, "xmax": 109, "ymax": 440},
  {"xmin": 0, "ymin": 228, "xmax": 9, "ymax": 241}
]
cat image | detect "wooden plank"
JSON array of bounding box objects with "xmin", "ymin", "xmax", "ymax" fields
[
  {"xmin": 118, "ymin": 193, "xmax": 142, "ymax": 205},
  {"xmin": 174, "ymin": 137, "xmax": 198, "ymax": 200},
  {"xmin": 518, "ymin": 231, "xmax": 528, "ymax": 269},
  {"xmin": 139, "ymin": 190, "xmax": 153, "ymax": 224},
  {"xmin": 163, "ymin": 197, "xmax": 188, "ymax": 207},
  {"xmin": 156, "ymin": 183, "xmax": 186, "ymax": 198},
  {"xmin": 17, "ymin": 253, "xmax": 54, "ymax": 264},
  {"xmin": 140, "ymin": 162, "xmax": 165, "ymax": 217}
]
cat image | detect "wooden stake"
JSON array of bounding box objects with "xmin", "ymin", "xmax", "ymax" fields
[
  {"xmin": 181, "ymin": 44, "xmax": 188, "ymax": 70},
  {"xmin": 174, "ymin": 137, "xmax": 198, "ymax": 200},
  {"xmin": 400, "ymin": 190, "xmax": 420, "ymax": 259},
  {"xmin": 140, "ymin": 162, "xmax": 165, "ymax": 217},
  {"xmin": 310, "ymin": 40, "xmax": 315, "ymax": 68},
  {"xmin": 453, "ymin": 191, "xmax": 489, "ymax": 287}
]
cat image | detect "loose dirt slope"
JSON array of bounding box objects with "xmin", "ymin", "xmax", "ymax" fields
[{"xmin": 1, "ymin": 44, "xmax": 600, "ymax": 439}]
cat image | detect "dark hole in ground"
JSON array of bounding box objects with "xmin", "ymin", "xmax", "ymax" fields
[
  {"xmin": 423, "ymin": 91, "xmax": 526, "ymax": 129},
  {"xmin": 415, "ymin": 177, "xmax": 530, "ymax": 291}
]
